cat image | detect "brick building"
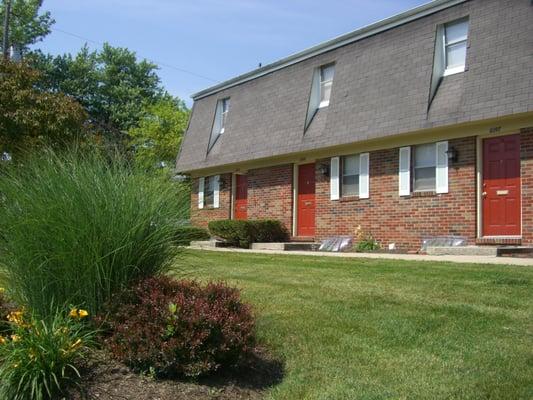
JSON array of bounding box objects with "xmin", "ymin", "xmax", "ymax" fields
[{"xmin": 176, "ymin": 0, "xmax": 533, "ymax": 250}]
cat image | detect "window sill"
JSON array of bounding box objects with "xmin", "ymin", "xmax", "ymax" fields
[
  {"xmin": 318, "ymin": 101, "xmax": 330, "ymax": 109},
  {"xmin": 199, "ymin": 206, "xmax": 219, "ymax": 210},
  {"xmin": 443, "ymin": 65, "xmax": 465, "ymax": 77},
  {"xmin": 338, "ymin": 196, "xmax": 365, "ymax": 203},
  {"xmin": 407, "ymin": 191, "xmax": 438, "ymax": 198}
]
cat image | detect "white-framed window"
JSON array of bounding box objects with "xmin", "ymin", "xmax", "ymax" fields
[
  {"xmin": 443, "ymin": 18, "xmax": 469, "ymax": 76},
  {"xmin": 413, "ymin": 143, "xmax": 437, "ymax": 192},
  {"xmin": 208, "ymin": 99, "xmax": 230, "ymax": 150},
  {"xmin": 398, "ymin": 142, "xmax": 449, "ymax": 196},
  {"xmin": 198, "ymin": 175, "xmax": 220, "ymax": 209},
  {"xmin": 341, "ymin": 154, "xmax": 360, "ymax": 197},
  {"xmin": 220, "ymin": 98, "xmax": 230, "ymax": 134},
  {"xmin": 330, "ymin": 153, "xmax": 369, "ymax": 200},
  {"xmin": 319, "ymin": 64, "xmax": 335, "ymax": 108},
  {"xmin": 203, "ymin": 176, "xmax": 215, "ymax": 207}
]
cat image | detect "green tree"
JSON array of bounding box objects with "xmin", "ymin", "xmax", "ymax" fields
[
  {"xmin": 129, "ymin": 97, "xmax": 189, "ymax": 171},
  {"xmin": 0, "ymin": 0, "xmax": 54, "ymax": 52},
  {"xmin": 30, "ymin": 44, "xmax": 165, "ymax": 142},
  {"xmin": 0, "ymin": 60, "xmax": 87, "ymax": 156}
]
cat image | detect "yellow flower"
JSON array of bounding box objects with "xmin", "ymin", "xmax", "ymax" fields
[
  {"xmin": 0, "ymin": 336, "xmax": 7, "ymax": 345},
  {"xmin": 70, "ymin": 338, "xmax": 83, "ymax": 349},
  {"xmin": 10, "ymin": 334, "xmax": 20, "ymax": 342},
  {"xmin": 7, "ymin": 311, "xmax": 24, "ymax": 325},
  {"xmin": 0, "ymin": 287, "xmax": 5, "ymax": 293},
  {"xmin": 69, "ymin": 308, "xmax": 89, "ymax": 319}
]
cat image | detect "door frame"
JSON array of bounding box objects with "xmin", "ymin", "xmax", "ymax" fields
[
  {"xmin": 292, "ymin": 161, "xmax": 316, "ymax": 237},
  {"xmin": 476, "ymin": 131, "xmax": 522, "ymax": 238}
]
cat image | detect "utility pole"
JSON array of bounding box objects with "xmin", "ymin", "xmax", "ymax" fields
[{"xmin": 2, "ymin": 0, "xmax": 11, "ymax": 60}]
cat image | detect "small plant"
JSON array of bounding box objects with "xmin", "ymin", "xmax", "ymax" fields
[
  {"xmin": 0, "ymin": 149, "xmax": 188, "ymax": 318},
  {"xmin": 174, "ymin": 225, "xmax": 210, "ymax": 246},
  {"xmin": 354, "ymin": 225, "xmax": 380, "ymax": 252},
  {"xmin": 99, "ymin": 276, "xmax": 256, "ymax": 378},
  {"xmin": 0, "ymin": 308, "xmax": 96, "ymax": 400},
  {"xmin": 208, "ymin": 219, "xmax": 289, "ymax": 248}
]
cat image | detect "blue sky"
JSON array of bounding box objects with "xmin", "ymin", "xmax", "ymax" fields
[{"xmin": 37, "ymin": 0, "xmax": 429, "ymax": 105}]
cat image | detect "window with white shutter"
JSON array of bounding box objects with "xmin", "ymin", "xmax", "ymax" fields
[
  {"xmin": 200, "ymin": 176, "xmax": 218, "ymax": 208},
  {"xmin": 399, "ymin": 147, "xmax": 411, "ymax": 196}
]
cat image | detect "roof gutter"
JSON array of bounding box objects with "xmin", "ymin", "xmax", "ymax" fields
[{"xmin": 192, "ymin": 0, "xmax": 468, "ymax": 100}]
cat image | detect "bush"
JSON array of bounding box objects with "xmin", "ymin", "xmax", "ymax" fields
[
  {"xmin": 354, "ymin": 225, "xmax": 380, "ymax": 252},
  {"xmin": 99, "ymin": 276, "xmax": 256, "ymax": 378},
  {"xmin": 0, "ymin": 308, "xmax": 96, "ymax": 400},
  {"xmin": 208, "ymin": 219, "xmax": 289, "ymax": 248},
  {"xmin": 0, "ymin": 149, "xmax": 188, "ymax": 318},
  {"xmin": 174, "ymin": 225, "xmax": 210, "ymax": 246}
]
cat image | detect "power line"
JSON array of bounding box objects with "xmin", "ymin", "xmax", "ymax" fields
[
  {"xmin": 5, "ymin": 7, "xmax": 219, "ymax": 84},
  {"xmin": 51, "ymin": 27, "xmax": 219, "ymax": 83}
]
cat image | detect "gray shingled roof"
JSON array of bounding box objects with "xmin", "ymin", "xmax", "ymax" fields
[{"xmin": 176, "ymin": 0, "xmax": 533, "ymax": 173}]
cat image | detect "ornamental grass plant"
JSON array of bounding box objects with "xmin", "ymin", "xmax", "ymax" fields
[{"xmin": 0, "ymin": 149, "xmax": 188, "ymax": 318}]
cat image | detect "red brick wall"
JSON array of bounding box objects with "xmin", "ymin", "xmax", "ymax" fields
[
  {"xmin": 247, "ymin": 164, "xmax": 293, "ymax": 234},
  {"xmin": 190, "ymin": 174, "xmax": 232, "ymax": 229},
  {"xmin": 316, "ymin": 137, "xmax": 477, "ymax": 250},
  {"xmin": 521, "ymin": 128, "xmax": 533, "ymax": 245},
  {"xmin": 190, "ymin": 131, "xmax": 533, "ymax": 250}
]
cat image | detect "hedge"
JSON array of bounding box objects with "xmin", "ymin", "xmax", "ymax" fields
[
  {"xmin": 174, "ymin": 225, "xmax": 210, "ymax": 246},
  {"xmin": 208, "ymin": 219, "xmax": 289, "ymax": 248}
]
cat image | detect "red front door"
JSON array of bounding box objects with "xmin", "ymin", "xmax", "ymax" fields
[
  {"xmin": 297, "ymin": 163, "xmax": 316, "ymax": 237},
  {"xmin": 482, "ymin": 135, "xmax": 521, "ymax": 236},
  {"xmin": 234, "ymin": 175, "xmax": 248, "ymax": 220}
]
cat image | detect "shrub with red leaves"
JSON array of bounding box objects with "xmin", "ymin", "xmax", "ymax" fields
[{"xmin": 98, "ymin": 276, "xmax": 256, "ymax": 377}]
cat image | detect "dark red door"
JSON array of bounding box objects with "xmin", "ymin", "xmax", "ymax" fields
[
  {"xmin": 234, "ymin": 175, "xmax": 248, "ymax": 220},
  {"xmin": 482, "ymin": 135, "xmax": 521, "ymax": 236},
  {"xmin": 297, "ymin": 163, "xmax": 316, "ymax": 237}
]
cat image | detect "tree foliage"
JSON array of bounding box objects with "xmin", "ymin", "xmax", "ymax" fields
[
  {"xmin": 0, "ymin": 0, "xmax": 54, "ymax": 52},
  {"xmin": 30, "ymin": 44, "xmax": 165, "ymax": 139},
  {"xmin": 0, "ymin": 60, "xmax": 87, "ymax": 155},
  {"xmin": 129, "ymin": 97, "xmax": 189, "ymax": 171}
]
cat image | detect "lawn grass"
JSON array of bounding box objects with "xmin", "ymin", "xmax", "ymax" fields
[{"xmin": 173, "ymin": 250, "xmax": 533, "ymax": 400}]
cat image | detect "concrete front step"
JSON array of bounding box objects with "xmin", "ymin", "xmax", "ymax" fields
[
  {"xmin": 189, "ymin": 240, "xmax": 226, "ymax": 249},
  {"xmin": 497, "ymin": 246, "xmax": 533, "ymax": 258},
  {"xmin": 251, "ymin": 242, "xmax": 320, "ymax": 251},
  {"xmin": 426, "ymin": 246, "xmax": 497, "ymax": 256}
]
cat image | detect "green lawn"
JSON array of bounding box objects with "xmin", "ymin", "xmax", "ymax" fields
[{"xmin": 173, "ymin": 250, "xmax": 533, "ymax": 400}]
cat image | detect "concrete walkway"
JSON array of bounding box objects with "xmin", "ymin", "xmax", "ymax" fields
[{"xmin": 189, "ymin": 246, "xmax": 533, "ymax": 266}]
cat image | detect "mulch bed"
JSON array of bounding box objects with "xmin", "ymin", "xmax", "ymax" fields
[{"xmin": 70, "ymin": 348, "xmax": 284, "ymax": 400}]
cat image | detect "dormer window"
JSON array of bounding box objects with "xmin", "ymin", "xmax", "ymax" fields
[
  {"xmin": 305, "ymin": 63, "xmax": 336, "ymax": 129},
  {"xmin": 220, "ymin": 98, "xmax": 230, "ymax": 133},
  {"xmin": 208, "ymin": 98, "xmax": 230, "ymax": 150},
  {"xmin": 428, "ymin": 17, "xmax": 469, "ymax": 105},
  {"xmin": 319, "ymin": 64, "xmax": 335, "ymax": 108},
  {"xmin": 443, "ymin": 18, "xmax": 469, "ymax": 76}
]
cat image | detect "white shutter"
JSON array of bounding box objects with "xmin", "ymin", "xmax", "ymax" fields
[
  {"xmin": 436, "ymin": 141, "xmax": 449, "ymax": 194},
  {"xmin": 399, "ymin": 147, "xmax": 411, "ymax": 196},
  {"xmin": 359, "ymin": 153, "xmax": 370, "ymax": 199},
  {"xmin": 198, "ymin": 177, "xmax": 205, "ymax": 209},
  {"xmin": 213, "ymin": 175, "xmax": 220, "ymax": 208},
  {"xmin": 330, "ymin": 157, "xmax": 340, "ymax": 200}
]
